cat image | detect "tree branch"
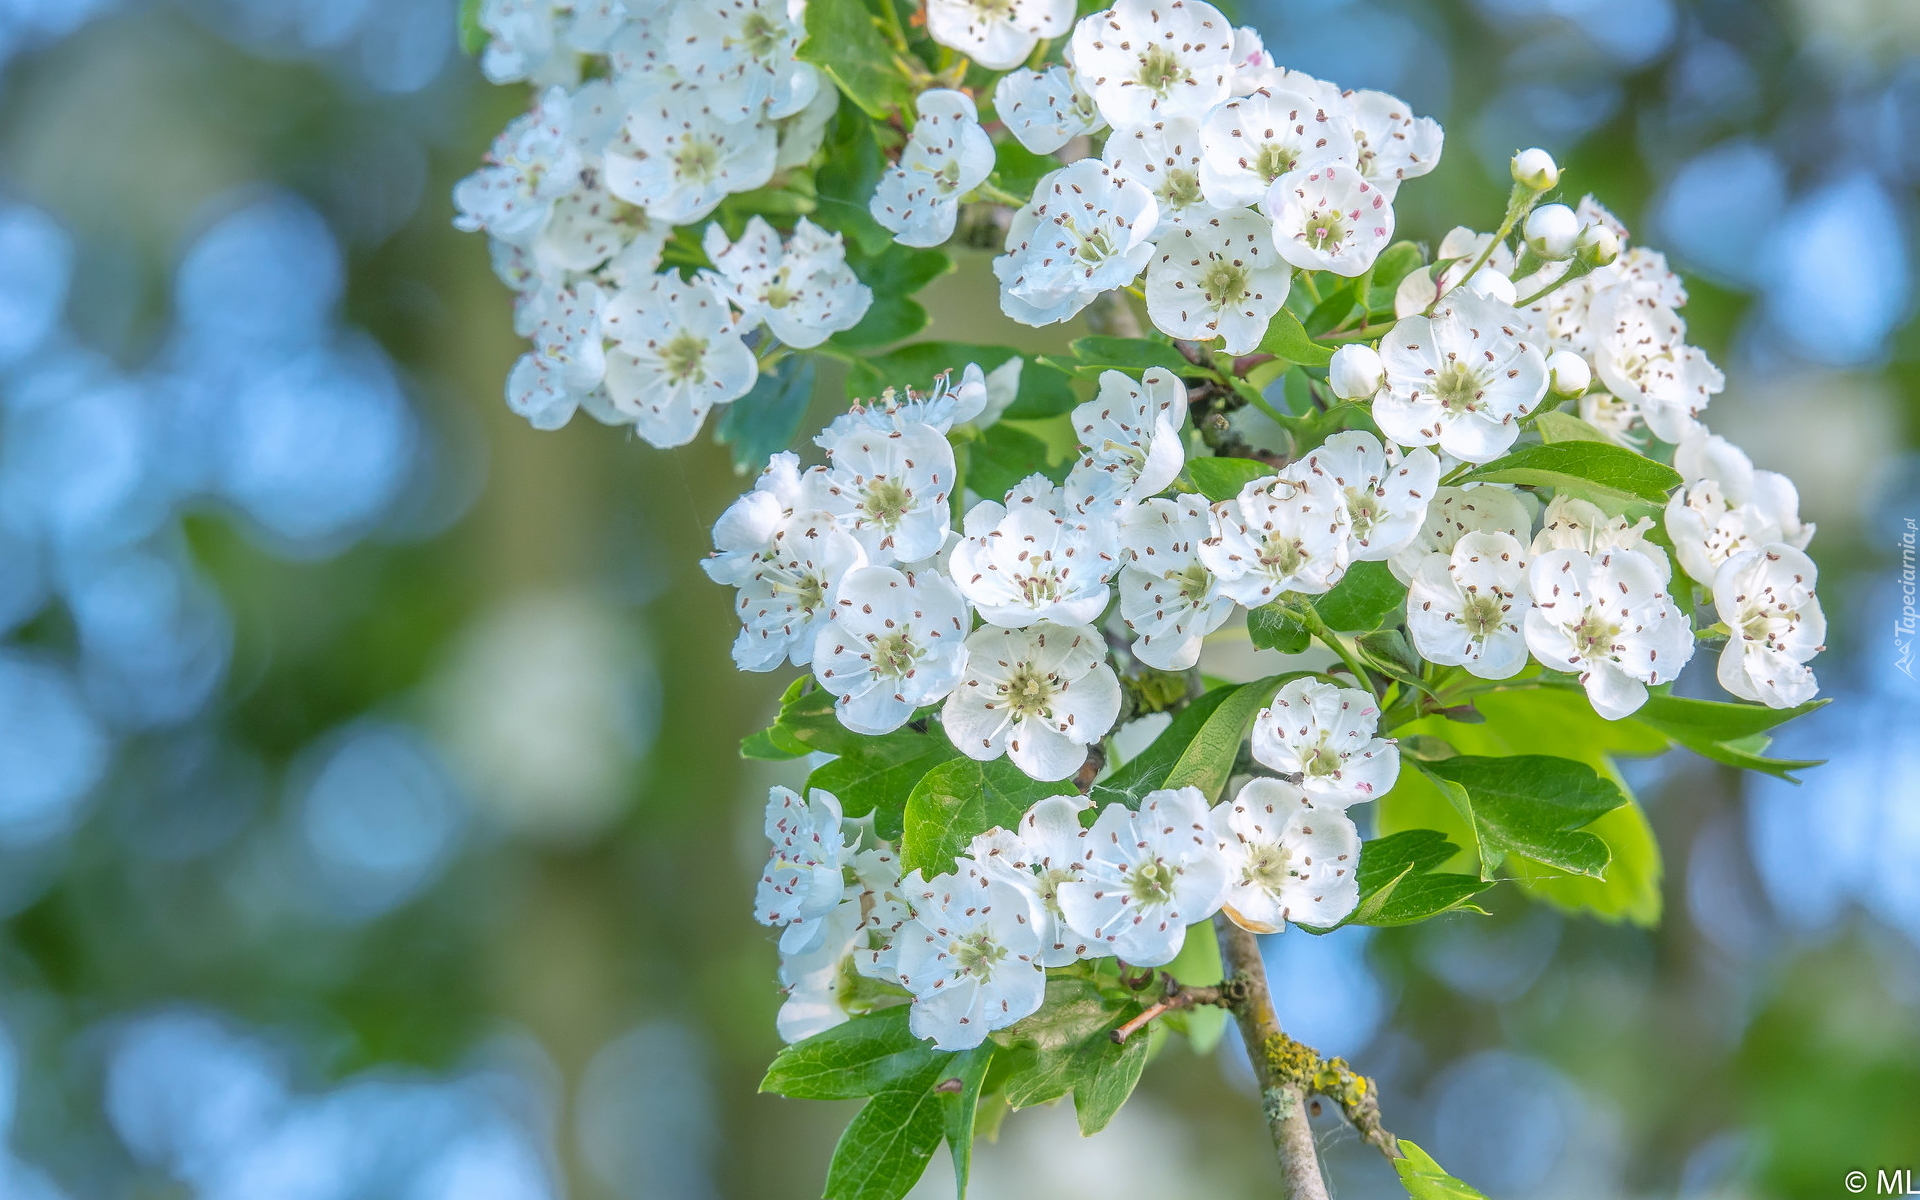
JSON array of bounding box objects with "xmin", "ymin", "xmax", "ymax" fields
[{"xmin": 1215, "ymin": 914, "xmax": 1332, "ymax": 1200}]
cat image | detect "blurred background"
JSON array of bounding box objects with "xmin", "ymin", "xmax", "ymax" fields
[{"xmin": 0, "ymin": 0, "xmax": 1915, "ymax": 1196}]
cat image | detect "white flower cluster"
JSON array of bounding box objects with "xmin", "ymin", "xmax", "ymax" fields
[
  {"xmin": 1387, "ymin": 196, "xmax": 1725, "ymax": 448},
  {"xmin": 755, "ymin": 674, "xmax": 1392, "ymax": 1049},
  {"xmin": 456, "ymin": 2, "xmax": 862, "ymax": 445},
  {"xmin": 871, "ymin": 0, "xmax": 1441, "ymax": 347}
]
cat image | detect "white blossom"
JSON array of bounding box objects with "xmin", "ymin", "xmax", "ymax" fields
[
  {"xmin": 870, "ymin": 88, "xmax": 996, "ymax": 249},
  {"xmin": 1144, "ymin": 207, "xmax": 1292, "ymax": 353},
  {"xmin": 524, "ymin": 278, "xmax": 607, "ymax": 392},
  {"xmin": 1392, "ymin": 226, "xmax": 1515, "ymax": 318},
  {"xmin": 600, "ymin": 272, "xmax": 756, "ymax": 447},
  {"xmin": 942, "ymin": 622, "xmax": 1122, "ymax": 781},
  {"xmin": 1069, "ymin": 0, "xmax": 1237, "ymax": 129},
  {"xmin": 1579, "ymin": 391, "xmax": 1642, "ymax": 445},
  {"xmin": 964, "ymin": 795, "xmax": 1106, "ymax": 965},
  {"xmin": 703, "ymin": 452, "xmax": 817, "ymax": 585},
  {"xmin": 1198, "ymin": 471, "xmax": 1352, "ymax": 605},
  {"xmin": 669, "ymin": 0, "xmax": 818, "ymax": 119},
  {"xmin": 1103, "ymin": 117, "xmax": 1218, "ymax": 234},
  {"xmin": 604, "ymin": 89, "xmax": 777, "ymax": 225},
  {"xmin": 1250, "ymin": 678, "xmax": 1398, "ymax": 808},
  {"xmin": 775, "ymin": 72, "xmax": 842, "ymax": 170},
  {"xmin": 1348, "ymin": 89, "xmax": 1442, "ymax": 194},
  {"xmin": 1213, "ymin": 777, "xmax": 1360, "ymax": 933},
  {"xmin": 1531, "ymin": 494, "xmax": 1669, "ymax": 581},
  {"xmin": 1388, "ymin": 483, "xmax": 1533, "ymax": 582},
  {"xmin": 1524, "ymin": 203, "xmax": 1579, "ymax": 260},
  {"xmin": 927, "ymin": 0, "xmax": 1074, "ymax": 70},
  {"xmin": 1588, "ymin": 288, "xmax": 1722, "ymax": 443},
  {"xmin": 1266, "ymin": 157, "xmax": 1394, "ymax": 276},
  {"xmin": 1407, "ymin": 530, "xmax": 1532, "ymax": 679},
  {"xmin": 1297, "ymin": 430, "xmax": 1440, "ymax": 562},
  {"xmin": 811, "ymin": 565, "xmax": 972, "ymax": 734},
  {"xmin": 1197, "ymin": 84, "xmax": 1354, "ymax": 209},
  {"xmin": 1545, "ymin": 349, "xmax": 1591, "ymax": 397},
  {"xmin": 701, "ymin": 217, "xmax": 872, "ymax": 349},
  {"xmin": 815, "ymin": 414, "xmax": 957, "ymax": 564},
  {"xmin": 1056, "ymin": 787, "xmax": 1230, "ymax": 965},
  {"xmin": 994, "ymin": 159, "xmax": 1159, "ymax": 326},
  {"xmin": 1117, "ymin": 494, "xmax": 1235, "ymax": 670},
  {"xmin": 477, "ymin": 0, "xmax": 561, "ymax": 85},
  {"xmin": 1713, "ymin": 543, "xmax": 1824, "ymax": 709},
  {"xmin": 533, "ymin": 175, "xmax": 669, "ymax": 278},
  {"xmin": 994, "ymin": 65, "xmax": 1105, "ymax": 155},
  {"xmin": 453, "ymin": 87, "xmax": 583, "ymax": 247},
  {"xmin": 505, "ymin": 352, "xmax": 585, "ymax": 430},
  {"xmin": 1524, "ymin": 548, "xmax": 1694, "ymax": 720},
  {"xmin": 1511, "ymin": 147, "xmax": 1559, "ymax": 190},
  {"xmin": 723, "ymin": 506, "xmax": 866, "ymax": 673},
  {"xmin": 895, "ymin": 863, "xmax": 1047, "ymax": 1050},
  {"xmin": 1063, "ymin": 367, "xmax": 1190, "ymax": 511},
  {"xmin": 951, "ymin": 477, "xmax": 1119, "ymax": 627},
  {"xmin": 1664, "ymin": 430, "xmax": 1813, "ymax": 587},
  {"xmin": 828, "ymin": 364, "xmax": 989, "ymax": 438},
  {"xmin": 1373, "ymin": 288, "xmax": 1549, "ymax": 463},
  {"xmin": 755, "ymin": 785, "xmax": 850, "ymax": 954}
]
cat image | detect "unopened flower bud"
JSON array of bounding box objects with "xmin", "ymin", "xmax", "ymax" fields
[
  {"xmin": 1524, "ymin": 203, "xmax": 1579, "ymax": 260},
  {"xmin": 1576, "ymin": 223, "xmax": 1620, "ymax": 266},
  {"xmin": 1546, "ymin": 350, "xmax": 1591, "ymax": 397},
  {"xmin": 1328, "ymin": 343, "xmax": 1384, "ymax": 400},
  {"xmin": 1461, "ymin": 267, "xmax": 1516, "ymax": 305},
  {"xmin": 1510, "ymin": 147, "xmax": 1559, "ymax": 191}
]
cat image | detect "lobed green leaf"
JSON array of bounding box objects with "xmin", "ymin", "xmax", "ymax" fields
[
  {"xmin": 808, "ymin": 729, "xmax": 961, "ymax": 838},
  {"xmin": 1255, "ymin": 308, "xmax": 1334, "ymax": 367},
  {"xmin": 1312, "ymin": 560, "xmax": 1404, "ymax": 633},
  {"xmin": 1453, "ymin": 440, "xmax": 1683, "ymax": 505},
  {"xmin": 1187, "ymin": 456, "xmax": 1272, "ymax": 502},
  {"xmin": 1422, "ymin": 754, "xmax": 1629, "ymax": 879},
  {"xmin": 901, "ymin": 758, "xmax": 1078, "ymax": 876},
  {"xmin": 966, "ymin": 422, "xmax": 1068, "ymax": 502},
  {"xmin": 761, "ymin": 1007, "xmax": 942, "ymax": 1101},
  {"xmin": 799, "ymin": 0, "xmax": 916, "ymax": 121},
  {"xmin": 715, "ymin": 353, "xmax": 816, "ymax": 473}
]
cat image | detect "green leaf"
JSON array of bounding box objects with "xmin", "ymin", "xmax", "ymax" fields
[
  {"xmin": 812, "ymin": 103, "xmax": 891, "ymax": 255},
  {"xmin": 1629, "ymin": 693, "xmax": 1825, "ymax": 748},
  {"xmin": 1187, "ymin": 456, "xmax": 1273, "ymax": 502},
  {"xmin": 1063, "ymin": 335, "xmax": 1191, "ymax": 376},
  {"xmin": 830, "ymin": 242, "xmax": 953, "ymax": 350},
  {"xmin": 1247, "ymin": 604, "xmax": 1311, "ymax": 653},
  {"xmin": 1090, "ymin": 685, "xmax": 1245, "ymax": 807},
  {"xmin": 967, "ymin": 422, "xmax": 1067, "ymax": 501},
  {"xmin": 809, "ymin": 731, "xmax": 961, "ymax": 838},
  {"xmin": 799, "ymin": 0, "xmax": 916, "ymax": 120},
  {"xmin": 825, "ymin": 1055, "xmax": 951, "ymax": 1200},
  {"xmin": 457, "ymin": 0, "xmax": 486, "ymax": 55},
  {"xmin": 742, "ymin": 727, "xmax": 805, "ymax": 761},
  {"xmin": 1533, "ymin": 410, "xmax": 1611, "ymax": 444},
  {"xmin": 762, "ymin": 1007, "xmax": 942, "ymax": 1100},
  {"xmin": 1368, "ymin": 241, "xmax": 1424, "ymax": 303},
  {"xmin": 941, "ymin": 1044, "xmax": 995, "ymax": 1197},
  {"xmin": 901, "ymin": 758, "xmax": 1078, "ymax": 876},
  {"xmin": 715, "ymin": 354, "xmax": 815, "ymax": 473},
  {"xmin": 1314, "ymin": 829, "xmax": 1491, "ymax": 930},
  {"xmin": 1312, "ymin": 560, "xmax": 1404, "ymax": 633},
  {"xmin": 1509, "ymin": 779, "xmax": 1663, "ymax": 925},
  {"xmin": 1255, "ymin": 309, "xmax": 1334, "ymax": 368},
  {"xmin": 1304, "ymin": 285, "xmax": 1359, "ymax": 336},
  {"xmin": 1454, "ymin": 440, "xmax": 1683, "ymax": 505},
  {"xmin": 1161, "ymin": 674, "xmax": 1291, "ymax": 802},
  {"xmin": 991, "ymin": 137, "xmax": 1057, "ymax": 199},
  {"xmin": 1422, "ymin": 755, "xmax": 1629, "ymax": 878},
  {"xmin": 765, "ymin": 677, "xmax": 865, "ymax": 757},
  {"xmin": 1394, "ymin": 1140, "xmax": 1492, "ymax": 1199},
  {"xmin": 996, "ymin": 979, "xmax": 1148, "ymax": 1134}
]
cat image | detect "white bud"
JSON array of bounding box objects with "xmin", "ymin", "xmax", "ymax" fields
[
  {"xmin": 1576, "ymin": 223, "xmax": 1620, "ymax": 266},
  {"xmin": 1524, "ymin": 203, "xmax": 1579, "ymax": 260},
  {"xmin": 1328, "ymin": 343, "xmax": 1385, "ymax": 401},
  {"xmin": 1460, "ymin": 267, "xmax": 1516, "ymax": 305},
  {"xmin": 1546, "ymin": 350, "xmax": 1591, "ymax": 397},
  {"xmin": 1510, "ymin": 147, "xmax": 1559, "ymax": 191}
]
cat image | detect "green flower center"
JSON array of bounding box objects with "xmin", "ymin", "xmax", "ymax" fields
[
  {"xmin": 1255, "ymin": 142, "xmax": 1299, "ymax": 182},
  {"xmin": 1257, "ymin": 532, "xmax": 1306, "ymax": 577},
  {"xmin": 674, "ymin": 136, "xmax": 721, "ymax": 184},
  {"xmin": 1459, "ymin": 592, "xmax": 1505, "ymax": 639},
  {"xmin": 1003, "ymin": 662, "xmax": 1056, "ymax": 720},
  {"xmin": 1128, "ymin": 859, "xmax": 1176, "ymax": 905},
  {"xmin": 871, "ymin": 630, "xmax": 923, "ymax": 679},
  {"xmin": 1136, "ymin": 43, "xmax": 1187, "ymax": 93},
  {"xmin": 1572, "ymin": 612, "xmax": 1621, "ymax": 660},
  {"xmin": 952, "ymin": 932, "xmax": 1008, "ymax": 977},
  {"xmin": 1302, "ymin": 209, "xmax": 1348, "ymax": 252},
  {"xmin": 1244, "ymin": 842, "xmax": 1295, "ymax": 892},
  {"xmin": 1302, "ymin": 744, "xmax": 1343, "ymax": 778},
  {"xmin": 660, "ymin": 332, "xmax": 710, "ymax": 383},
  {"xmin": 1432, "ymin": 360, "xmax": 1487, "ymax": 414},
  {"xmin": 1175, "ymin": 562, "xmax": 1214, "ymax": 605},
  {"xmin": 1200, "ymin": 258, "xmax": 1251, "ymax": 306},
  {"xmin": 1343, "ymin": 486, "xmax": 1382, "ymax": 540},
  {"xmin": 1162, "ymin": 168, "xmax": 1205, "ymax": 211},
  {"xmin": 859, "ymin": 478, "xmax": 914, "ymax": 527},
  {"xmin": 739, "ymin": 12, "xmax": 782, "ymax": 58}
]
